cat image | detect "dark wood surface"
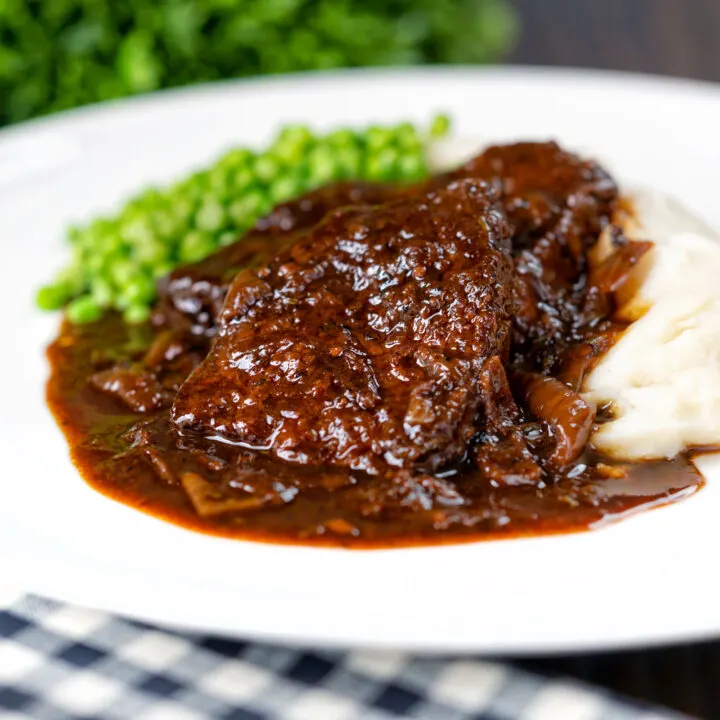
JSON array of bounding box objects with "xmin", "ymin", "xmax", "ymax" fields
[
  {"xmin": 511, "ymin": 0, "xmax": 720, "ymax": 82},
  {"xmin": 507, "ymin": 2, "xmax": 719, "ymax": 718}
]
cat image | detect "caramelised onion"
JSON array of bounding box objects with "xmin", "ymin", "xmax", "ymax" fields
[
  {"xmin": 556, "ymin": 329, "xmax": 622, "ymax": 392},
  {"xmin": 590, "ymin": 237, "xmax": 653, "ymax": 294},
  {"xmin": 515, "ymin": 372, "xmax": 596, "ymax": 467},
  {"xmin": 90, "ymin": 366, "xmax": 170, "ymax": 413},
  {"xmin": 180, "ymin": 471, "xmax": 300, "ymax": 517}
]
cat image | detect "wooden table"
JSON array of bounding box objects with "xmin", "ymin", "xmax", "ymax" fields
[
  {"xmin": 507, "ymin": 2, "xmax": 719, "ymax": 718},
  {"xmin": 511, "ymin": 0, "xmax": 720, "ymax": 82}
]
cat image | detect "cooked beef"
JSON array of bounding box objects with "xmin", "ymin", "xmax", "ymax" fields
[
  {"xmin": 451, "ymin": 141, "xmax": 617, "ymax": 253},
  {"xmin": 156, "ymin": 181, "xmax": 399, "ymax": 336},
  {"xmin": 450, "ymin": 142, "xmax": 619, "ymax": 371},
  {"xmin": 169, "ymin": 142, "xmax": 619, "ymax": 476},
  {"xmin": 473, "ymin": 356, "xmax": 543, "ymax": 486},
  {"xmin": 172, "ymin": 178, "xmax": 513, "ymax": 474},
  {"xmin": 156, "ymin": 143, "xmax": 617, "ymax": 355}
]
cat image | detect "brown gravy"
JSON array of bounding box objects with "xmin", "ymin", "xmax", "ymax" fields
[{"xmin": 46, "ymin": 315, "xmax": 702, "ymax": 548}]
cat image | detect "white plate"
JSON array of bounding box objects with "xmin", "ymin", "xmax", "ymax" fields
[{"xmin": 3, "ymin": 67, "xmax": 720, "ymax": 655}]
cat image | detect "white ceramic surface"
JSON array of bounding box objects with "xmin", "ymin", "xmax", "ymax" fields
[{"xmin": 3, "ymin": 67, "xmax": 720, "ymax": 655}]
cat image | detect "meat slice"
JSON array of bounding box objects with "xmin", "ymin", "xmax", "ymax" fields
[
  {"xmin": 156, "ymin": 181, "xmax": 399, "ymax": 336},
  {"xmin": 449, "ymin": 142, "xmax": 619, "ymax": 371},
  {"xmin": 172, "ymin": 178, "xmax": 513, "ymax": 475},
  {"xmin": 450, "ymin": 141, "xmax": 617, "ymax": 251}
]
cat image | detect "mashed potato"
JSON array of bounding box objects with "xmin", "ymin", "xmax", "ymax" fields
[{"xmin": 584, "ymin": 191, "xmax": 720, "ymax": 459}]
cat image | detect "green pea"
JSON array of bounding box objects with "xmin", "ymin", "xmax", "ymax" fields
[
  {"xmin": 57, "ymin": 266, "xmax": 85, "ymax": 296},
  {"xmin": 228, "ymin": 191, "xmax": 266, "ymax": 225},
  {"xmin": 170, "ymin": 198, "xmax": 195, "ymax": 227},
  {"xmin": 36, "ymin": 283, "xmax": 70, "ymax": 311},
  {"xmin": 271, "ymin": 125, "xmax": 314, "ymax": 164},
  {"xmin": 110, "ymin": 260, "xmax": 137, "ymax": 288},
  {"xmin": 275, "ymin": 124, "xmax": 313, "ymax": 147},
  {"xmin": 66, "ymin": 226, "xmax": 83, "ymax": 245},
  {"xmin": 366, "ymin": 126, "xmax": 394, "ymax": 151},
  {"xmin": 397, "ymin": 153, "xmax": 428, "ymax": 182},
  {"xmin": 207, "ymin": 166, "xmax": 231, "ymax": 194},
  {"xmin": 179, "ymin": 230, "xmax": 216, "ymax": 264},
  {"xmin": 395, "ymin": 122, "xmax": 422, "ymax": 151},
  {"xmin": 152, "ymin": 262, "xmax": 175, "ymax": 279},
  {"xmin": 232, "ymin": 167, "xmax": 255, "ymax": 192},
  {"xmin": 220, "ymin": 148, "xmax": 255, "ymax": 169},
  {"xmin": 122, "ymin": 217, "xmax": 154, "ymax": 246},
  {"xmin": 270, "ymin": 175, "xmax": 302, "ymax": 204},
  {"xmin": 255, "ymin": 197, "xmax": 273, "ymax": 219},
  {"xmin": 326, "ymin": 128, "xmax": 357, "ymax": 149},
  {"xmin": 66, "ymin": 295, "xmax": 102, "ymax": 324},
  {"xmin": 149, "ymin": 210, "xmax": 180, "ymax": 241},
  {"xmin": 307, "ymin": 146, "xmax": 338, "ymax": 185},
  {"xmin": 123, "ymin": 304, "xmax": 151, "ymax": 324},
  {"xmin": 334, "ymin": 146, "xmax": 362, "ymax": 179},
  {"xmin": 365, "ymin": 147, "xmax": 398, "ymax": 182},
  {"xmin": 90, "ymin": 278, "xmax": 114, "ymax": 308},
  {"xmin": 195, "ymin": 199, "xmax": 225, "ymax": 232},
  {"xmin": 218, "ymin": 231, "xmax": 239, "ymax": 247},
  {"xmin": 132, "ymin": 188, "xmax": 162, "ymax": 212},
  {"xmin": 254, "ymin": 155, "xmax": 280, "ymax": 184},
  {"xmin": 180, "ymin": 172, "xmax": 209, "ymax": 202},
  {"xmin": 88, "ymin": 217, "xmax": 115, "ymax": 239},
  {"xmin": 135, "ymin": 239, "xmax": 170, "ymax": 267},
  {"xmin": 119, "ymin": 275, "xmax": 155, "ymax": 307},
  {"xmin": 430, "ymin": 113, "xmax": 451, "ymax": 138},
  {"xmin": 86, "ymin": 253, "xmax": 111, "ymax": 276}
]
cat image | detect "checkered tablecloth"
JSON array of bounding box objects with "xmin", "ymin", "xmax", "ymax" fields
[{"xmin": 0, "ymin": 594, "xmax": 695, "ymax": 720}]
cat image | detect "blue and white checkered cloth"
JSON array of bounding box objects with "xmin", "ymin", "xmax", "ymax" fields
[{"xmin": 0, "ymin": 594, "xmax": 695, "ymax": 720}]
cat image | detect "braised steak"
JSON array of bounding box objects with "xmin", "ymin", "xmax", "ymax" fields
[{"xmin": 172, "ymin": 178, "xmax": 513, "ymax": 474}]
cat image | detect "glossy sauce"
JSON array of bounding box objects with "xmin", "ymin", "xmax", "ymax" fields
[{"xmin": 46, "ymin": 315, "xmax": 703, "ymax": 547}]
